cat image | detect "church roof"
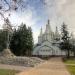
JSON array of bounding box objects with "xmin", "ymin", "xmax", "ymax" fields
[{"xmin": 45, "ymin": 20, "xmax": 52, "ymax": 34}]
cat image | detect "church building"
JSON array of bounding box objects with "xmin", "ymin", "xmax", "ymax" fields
[{"xmin": 33, "ymin": 20, "xmax": 66, "ymax": 57}]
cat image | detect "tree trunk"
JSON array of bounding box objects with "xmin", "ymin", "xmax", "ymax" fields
[
  {"xmin": 74, "ymin": 50, "xmax": 75, "ymax": 57},
  {"xmin": 67, "ymin": 49, "xmax": 70, "ymax": 58}
]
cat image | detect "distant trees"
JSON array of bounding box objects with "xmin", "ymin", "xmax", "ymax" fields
[
  {"xmin": 60, "ymin": 23, "xmax": 71, "ymax": 58},
  {"xmin": 0, "ymin": 0, "xmax": 34, "ymax": 56},
  {"xmin": 10, "ymin": 23, "xmax": 34, "ymax": 56},
  {"xmin": 73, "ymin": 45, "xmax": 75, "ymax": 57},
  {"xmin": 69, "ymin": 34, "xmax": 75, "ymax": 57},
  {"xmin": 0, "ymin": 30, "xmax": 7, "ymax": 51},
  {"xmin": 26, "ymin": 27, "xmax": 34, "ymax": 56},
  {"xmin": 0, "ymin": 22, "xmax": 34, "ymax": 56}
]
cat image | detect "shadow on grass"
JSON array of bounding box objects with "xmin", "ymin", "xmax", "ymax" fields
[
  {"xmin": 63, "ymin": 57, "xmax": 75, "ymax": 75},
  {"xmin": 0, "ymin": 69, "xmax": 20, "ymax": 75}
]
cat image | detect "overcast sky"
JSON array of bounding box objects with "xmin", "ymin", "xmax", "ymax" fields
[{"xmin": 0, "ymin": 0, "xmax": 75, "ymax": 43}]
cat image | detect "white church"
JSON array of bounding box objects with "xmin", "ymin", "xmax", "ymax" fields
[{"xmin": 33, "ymin": 20, "xmax": 66, "ymax": 57}]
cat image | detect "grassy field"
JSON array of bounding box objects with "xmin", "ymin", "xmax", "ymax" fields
[
  {"xmin": 67, "ymin": 65, "xmax": 75, "ymax": 75},
  {"xmin": 64, "ymin": 58, "xmax": 75, "ymax": 75},
  {"xmin": 0, "ymin": 69, "xmax": 19, "ymax": 75},
  {"xmin": 65, "ymin": 59, "xmax": 75, "ymax": 64}
]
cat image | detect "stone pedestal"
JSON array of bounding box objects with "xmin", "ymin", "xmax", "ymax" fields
[{"xmin": 1, "ymin": 49, "xmax": 15, "ymax": 58}]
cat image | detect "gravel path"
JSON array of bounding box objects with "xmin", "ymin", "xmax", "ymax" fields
[{"xmin": 17, "ymin": 57, "xmax": 70, "ymax": 75}]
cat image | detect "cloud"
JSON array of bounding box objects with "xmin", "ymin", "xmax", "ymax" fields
[
  {"xmin": 44, "ymin": 0, "xmax": 75, "ymax": 35},
  {"xmin": 33, "ymin": 29, "xmax": 39, "ymax": 44},
  {"xmin": 0, "ymin": 3, "xmax": 41, "ymax": 43}
]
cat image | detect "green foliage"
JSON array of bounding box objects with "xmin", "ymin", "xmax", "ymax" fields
[
  {"xmin": 0, "ymin": 23, "xmax": 34, "ymax": 56},
  {"xmin": 26, "ymin": 27, "xmax": 34, "ymax": 56},
  {"xmin": 60, "ymin": 23, "xmax": 71, "ymax": 58},
  {"xmin": 0, "ymin": 30, "xmax": 7, "ymax": 51},
  {"xmin": 10, "ymin": 23, "xmax": 34, "ymax": 56}
]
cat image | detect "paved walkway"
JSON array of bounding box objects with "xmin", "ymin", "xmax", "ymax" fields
[{"xmin": 17, "ymin": 57, "xmax": 70, "ymax": 75}]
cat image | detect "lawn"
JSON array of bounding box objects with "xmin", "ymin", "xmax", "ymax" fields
[
  {"xmin": 64, "ymin": 58, "xmax": 75, "ymax": 75},
  {"xmin": 64, "ymin": 59, "xmax": 75, "ymax": 64},
  {"xmin": 67, "ymin": 65, "xmax": 75, "ymax": 75},
  {"xmin": 0, "ymin": 69, "xmax": 19, "ymax": 75}
]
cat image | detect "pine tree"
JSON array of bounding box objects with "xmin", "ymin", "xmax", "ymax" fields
[
  {"xmin": 60, "ymin": 23, "xmax": 71, "ymax": 58},
  {"xmin": 10, "ymin": 29, "xmax": 20, "ymax": 55},
  {"xmin": 0, "ymin": 30, "xmax": 7, "ymax": 51},
  {"xmin": 10, "ymin": 23, "xmax": 34, "ymax": 56},
  {"xmin": 26, "ymin": 27, "xmax": 34, "ymax": 56},
  {"xmin": 10, "ymin": 23, "xmax": 27, "ymax": 56},
  {"xmin": 19, "ymin": 23, "xmax": 28, "ymax": 56}
]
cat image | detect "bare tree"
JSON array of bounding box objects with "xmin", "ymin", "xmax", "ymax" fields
[
  {"xmin": 0, "ymin": 0, "xmax": 20, "ymax": 49},
  {"xmin": 0, "ymin": 0, "xmax": 27, "ymax": 21}
]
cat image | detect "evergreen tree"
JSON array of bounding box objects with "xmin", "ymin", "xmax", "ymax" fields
[
  {"xmin": 19, "ymin": 23, "xmax": 28, "ymax": 56},
  {"xmin": 10, "ymin": 23, "xmax": 27, "ymax": 56},
  {"xmin": 10, "ymin": 23, "xmax": 34, "ymax": 56},
  {"xmin": 10, "ymin": 29, "xmax": 21, "ymax": 55},
  {"xmin": 26, "ymin": 27, "xmax": 34, "ymax": 56},
  {"xmin": 60, "ymin": 23, "xmax": 71, "ymax": 58},
  {"xmin": 0, "ymin": 30, "xmax": 7, "ymax": 51}
]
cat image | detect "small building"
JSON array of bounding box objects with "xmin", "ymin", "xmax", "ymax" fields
[{"xmin": 33, "ymin": 20, "xmax": 66, "ymax": 57}]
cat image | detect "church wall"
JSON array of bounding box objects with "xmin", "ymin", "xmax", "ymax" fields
[
  {"xmin": 33, "ymin": 20, "xmax": 66, "ymax": 57},
  {"xmin": 38, "ymin": 36, "xmax": 41, "ymax": 44},
  {"xmin": 38, "ymin": 36, "xmax": 42, "ymax": 44},
  {"xmin": 38, "ymin": 46, "xmax": 53, "ymax": 55}
]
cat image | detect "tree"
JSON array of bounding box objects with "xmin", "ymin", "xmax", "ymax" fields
[
  {"xmin": 10, "ymin": 23, "xmax": 34, "ymax": 56},
  {"xmin": 0, "ymin": 0, "xmax": 35, "ymax": 56},
  {"xmin": 73, "ymin": 45, "xmax": 75, "ymax": 57},
  {"xmin": 70, "ymin": 34, "xmax": 75, "ymax": 57},
  {"xmin": 18, "ymin": 23, "xmax": 28, "ymax": 56},
  {"xmin": 0, "ymin": 30, "xmax": 7, "ymax": 51},
  {"xmin": 0, "ymin": 0, "xmax": 30, "ymax": 26},
  {"xmin": 10, "ymin": 29, "xmax": 21, "ymax": 55},
  {"xmin": 10, "ymin": 23, "xmax": 27, "ymax": 56},
  {"xmin": 0, "ymin": 0, "xmax": 45, "ymax": 26},
  {"xmin": 26, "ymin": 27, "xmax": 34, "ymax": 56},
  {"xmin": 60, "ymin": 23, "xmax": 71, "ymax": 58}
]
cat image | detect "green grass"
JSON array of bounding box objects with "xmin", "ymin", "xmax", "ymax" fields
[
  {"xmin": 65, "ymin": 59, "xmax": 75, "ymax": 64},
  {"xmin": 67, "ymin": 65, "xmax": 75, "ymax": 75},
  {"xmin": 0, "ymin": 69, "xmax": 19, "ymax": 75},
  {"xmin": 64, "ymin": 58, "xmax": 75, "ymax": 75}
]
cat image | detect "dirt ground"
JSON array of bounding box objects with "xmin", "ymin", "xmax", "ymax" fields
[{"xmin": 17, "ymin": 57, "xmax": 70, "ymax": 75}]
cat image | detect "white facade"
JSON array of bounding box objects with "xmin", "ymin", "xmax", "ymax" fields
[{"xmin": 33, "ymin": 20, "xmax": 66, "ymax": 56}]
